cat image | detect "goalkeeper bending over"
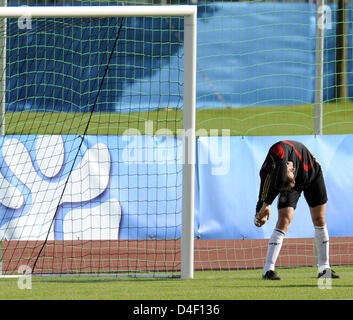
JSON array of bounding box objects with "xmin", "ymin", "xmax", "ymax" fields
[{"xmin": 255, "ymin": 140, "xmax": 340, "ymax": 280}]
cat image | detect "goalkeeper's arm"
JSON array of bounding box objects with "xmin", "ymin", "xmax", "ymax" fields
[
  {"xmin": 254, "ymin": 202, "xmax": 271, "ymax": 227},
  {"xmin": 254, "ymin": 170, "xmax": 276, "ymax": 227}
]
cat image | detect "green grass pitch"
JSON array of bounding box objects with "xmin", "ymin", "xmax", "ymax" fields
[
  {"xmin": 0, "ymin": 266, "xmax": 352, "ymax": 300},
  {"xmin": 5, "ymin": 101, "xmax": 353, "ymax": 136}
]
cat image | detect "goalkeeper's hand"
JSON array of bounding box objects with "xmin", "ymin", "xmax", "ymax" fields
[{"xmin": 254, "ymin": 202, "xmax": 270, "ymax": 227}]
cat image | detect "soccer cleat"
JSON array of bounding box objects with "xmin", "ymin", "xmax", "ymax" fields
[
  {"xmin": 318, "ymin": 268, "xmax": 340, "ymax": 279},
  {"xmin": 262, "ymin": 270, "xmax": 282, "ymax": 280}
]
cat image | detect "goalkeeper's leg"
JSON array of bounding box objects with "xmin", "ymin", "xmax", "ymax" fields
[
  {"xmin": 310, "ymin": 204, "xmax": 339, "ymax": 278},
  {"xmin": 263, "ymin": 228, "xmax": 285, "ymax": 276},
  {"xmin": 310, "ymin": 204, "xmax": 329, "ymax": 273},
  {"xmin": 263, "ymin": 207, "xmax": 294, "ymax": 280},
  {"xmin": 305, "ymin": 174, "xmax": 339, "ymax": 278}
]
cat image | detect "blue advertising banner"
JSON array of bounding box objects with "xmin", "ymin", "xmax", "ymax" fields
[
  {"xmin": 197, "ymin": 135, "xmax": 353, "ymax": 239},
  {"xmin": 0, "ymin": 134, "xmax": 352, "ymax": 240},
  {"xmin": 0, "ymin": 135, "xmax": 184, "ymax": 240}
]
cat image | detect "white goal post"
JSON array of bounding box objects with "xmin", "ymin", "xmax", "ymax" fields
[{"xmin": 0, "ymin": 5, "xmax": 197, "ymax": 279}]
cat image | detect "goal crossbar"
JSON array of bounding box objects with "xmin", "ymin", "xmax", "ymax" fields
[{"xmin": 0, "ymin": 5, "xmax": 197, "ymax": 279}]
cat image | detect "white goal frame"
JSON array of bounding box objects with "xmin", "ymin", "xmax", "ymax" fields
[{"xmin": 0, "ymin": 5, "xmax": 197, "ymax": 279}]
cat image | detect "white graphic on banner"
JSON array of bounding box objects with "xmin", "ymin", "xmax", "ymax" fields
[{"xmin": 0, "ymin": 136, "xmax": 121, "ymax": 240}]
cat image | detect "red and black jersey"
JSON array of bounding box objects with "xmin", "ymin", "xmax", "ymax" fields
[{"xmin": 256, "ymin": 140, "xmax": 320, "ymax": 212}]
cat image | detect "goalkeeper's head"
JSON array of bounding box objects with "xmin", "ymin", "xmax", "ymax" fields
[{"xmin": 279, "ymin": 161, "xmax": 295, "ymax": 192}]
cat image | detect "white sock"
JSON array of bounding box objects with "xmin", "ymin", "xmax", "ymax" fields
[
  {"xmin": 315, "ymin": 225, "xmax": 330, "ymax": 273},
  {"xmin": 263, "ymin": 228, "xmax": 285, "ymax": 274}
]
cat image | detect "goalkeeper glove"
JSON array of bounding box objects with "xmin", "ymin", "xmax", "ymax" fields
[{"xmin": 254, "ymin": 203, "xmax": 270, "ymax": 227}]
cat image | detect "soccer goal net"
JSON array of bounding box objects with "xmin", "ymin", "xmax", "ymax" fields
[{"xmin": 0, "ymin": 5, "xmax": 196, "ymax": 278}]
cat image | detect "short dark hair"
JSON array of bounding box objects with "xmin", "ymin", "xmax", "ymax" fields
[{"xmin": 280, "ymin": 176, "xmax": 295, "ymax": 192}]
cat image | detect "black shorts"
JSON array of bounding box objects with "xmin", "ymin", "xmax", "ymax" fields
[{"xmin": 277, "ymin": 168, "xmax": 328, "ymax": 210}]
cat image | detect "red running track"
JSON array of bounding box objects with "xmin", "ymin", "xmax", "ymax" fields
[{"xmin": 1, "ymin": 237, "xmax": 352, "ymax": 274}]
